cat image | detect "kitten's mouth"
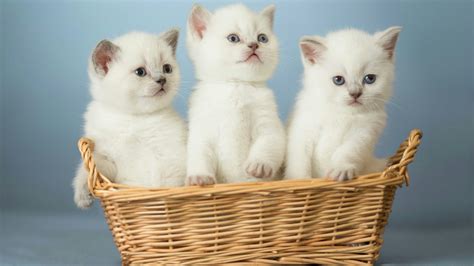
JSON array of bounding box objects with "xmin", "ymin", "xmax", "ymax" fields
[
  {"xmin": 156, "ymin": 88, "xmax": 167, "ymax": 96},
  {"xmin": 145, "ymin": 88, "xmax": 166, "ymax": 97},
  {"xmin": 349, "ymin": 100, "xmax": 362, "ymax": 106},
  {"xmin": 244, "ymin": 53, "xmax": 262, "ymax": 63}
]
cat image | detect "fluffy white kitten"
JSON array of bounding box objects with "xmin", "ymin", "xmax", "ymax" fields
[
  {"xmin": 73, "ymin": 30, "xmax": 187, "ymax": 209},
  {"xmin": 285, "ymin": 27, "xmax": 402, "ymax": 181},
  {"xmin": 185, "ymin": 4, "xmax": 286, "ymax": 185}
]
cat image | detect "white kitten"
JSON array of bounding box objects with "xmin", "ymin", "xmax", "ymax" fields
[
  {"xmin": 73, "ymin": 30, "xmax": 187, "ymax": 209},
  {"xmin": 185, "ymin": 4, "xmax": 286, "ymax": 185},
  {"xmin": 285, "ymin": 27, "xmax": 401, "ymax": 181}
]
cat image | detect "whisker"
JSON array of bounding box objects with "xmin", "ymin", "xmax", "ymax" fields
[{"xmin": 362, "ymin": 97, "xmax": 403, "ymax": 111}]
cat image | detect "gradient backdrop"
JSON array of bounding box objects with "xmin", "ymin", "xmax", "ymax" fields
[{"xmin": 1, "ymin": 0, "xmax": 472, "ymax": 264}]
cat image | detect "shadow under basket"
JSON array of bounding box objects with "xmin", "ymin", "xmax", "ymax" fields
[{"xmin": 78, "ymin": 129, "xmax": 422, "ymax": 265}]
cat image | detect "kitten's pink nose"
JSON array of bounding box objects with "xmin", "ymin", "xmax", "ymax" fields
[
  {"xmin": 350, "ymin": 92, "xmax": 362, "ymax": 99},
  {"xmin": 156, "ymin": 77, "xmax": 166, "ymax": 85},
  {"xmin": 248, "ymin": 42, "xmax": 259, "ymax": 51}
]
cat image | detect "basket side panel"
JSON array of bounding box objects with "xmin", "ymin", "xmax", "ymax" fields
[
  {"xmin": 98, "ymin": 184, "xmax": 400, "ymax": 265},
  {"xmin": 100, "ymin": 198, "xmax": 132, "ymax": 264},
  {"xmin": 372, "ymin": 186, "xmax": 397, "ymax": 261},
  {"xmin": 284, "ymin": 187, "xmax": 385, "ymax": 264}
]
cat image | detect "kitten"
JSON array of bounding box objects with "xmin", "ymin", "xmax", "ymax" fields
[
  {"xmin": 185, "ymin": 4, "xmax": 286, "ymax": 185},
  {"xmin": 285, "ymin": 27, "xmax": 402, "ymax": 181},
  {"xmin": 73, "ymin": 30, "xmax": 187, "ymax": 209}
]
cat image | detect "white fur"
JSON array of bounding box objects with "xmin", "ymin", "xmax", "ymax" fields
[
  {"xmin": 73, "ymin": 31, "xmax": 187, "ymax": 209},
  {"xmin": 285, "ymin": 27, "xmax": 401, "ymax": 181},
  {"xmin": 186, "ymin": 4, "xmax": 285, "ymax": 185}
]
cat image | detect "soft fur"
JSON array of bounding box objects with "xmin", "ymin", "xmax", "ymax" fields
[
  {"xmin": 186, "ymin": 4, "xmax": 285, "ymax": 185},
  {"xmin": 73, "ymin": 30, "xmax": 187, "ymax": 209},
  {"xmin": 285, "ymin": 27, "xmax": 402, "ymax": 181}
]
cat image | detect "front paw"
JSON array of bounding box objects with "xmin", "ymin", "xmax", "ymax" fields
[
  {"xmin": 245, "ymin": 161, "xmax": 274, "ymax": 179},
  {"xmin": 74, "ymin": 189, "xmax": 93, "ymax": 209},
  {"xmin": 327, "ymin": 167, "xmax": 357, "ymax": 182},
  {"xmin": 186, "ymin": 175, "xmax": 216, "ymax": 186}
]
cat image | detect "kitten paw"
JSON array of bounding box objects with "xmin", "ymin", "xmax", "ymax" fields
[
  {"xmin": 186, "ymin": 175, "xmax": 216, "ymax": 186},
  {"xmin": 327, "ymin": 168, "xmax": 357, "ymax": 182},
  {"xmin": 245, "ymin": 161, "xmax": 274, "ymax": 179},
  {"xmin": 74, "ymin": 189, "xmax": 93, "ymax": 209}
]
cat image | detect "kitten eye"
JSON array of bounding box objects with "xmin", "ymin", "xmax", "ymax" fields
[
  {"xmin": 134, "ymin": 67, "xmax": 147, "ymax": 77},
  {"xmin": 363, "ymin": 74, "xmax": 376, "ymax": 84},
  {"xmin": 227, "ymin": 34, "xmax": 240, "ymax": 43},
  {"xmin": 332, "ymin": 76, "xmax": 345, "ymax": 86},
  {"xmin": 163, "ymin": 64, "xmax": 172, "ymax": 74},
  {"xmin": 257, "ymin": 33, "xmax": 268, "ymax": 43}
]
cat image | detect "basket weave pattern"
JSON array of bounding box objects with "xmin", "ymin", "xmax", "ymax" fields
[{"xmin": 78, "ymin": 129, "xmax": 422, "ymax": 265}]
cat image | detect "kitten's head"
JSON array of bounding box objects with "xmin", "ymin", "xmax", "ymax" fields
[
  {"xmin": 88, "ymin": 30, "xmax": 180, "ymax": 114},
  {"xmin": 300, "ymin": 27, "xmax": 401, "ymax": 112},
  {"xmin": 187, "ymin": 4, "xmax": 278, "ymax": 82}
]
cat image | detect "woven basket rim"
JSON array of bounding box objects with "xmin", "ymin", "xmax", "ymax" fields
[{"xmin": 77, "ymin": 129, "xmax": 422, "ymax": 198}]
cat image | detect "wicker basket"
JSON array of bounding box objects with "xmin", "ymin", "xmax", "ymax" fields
[{"xmin": 78, "ymin": 129, "xmax": 422, "ymax": 265}]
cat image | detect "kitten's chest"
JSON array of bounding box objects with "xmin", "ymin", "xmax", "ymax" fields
[
  {"xmin": 218, "ymin": 85, "xmax": 256, "ymax": 110},
  {"xmin": 199, "ymin": 84, "xmax": 257, "ymax": 120},
  {"xmin": 316, "ymin": 114, "xmax": 363, "ymax": 149},
  {"xmin": 219, "ymin": 87, "xmax": 255, "ymax": 134},
  {"xmin": 89, "ymin": 114, "xmax": 166, "ymax": 157},
  {"xmin": 198, "ymin": 84, "xmax": 262, "ymax": 144}
]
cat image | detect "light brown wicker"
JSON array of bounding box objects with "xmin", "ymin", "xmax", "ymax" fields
[{"xmin": 78, "ymin": 129, "xmax": 422, "ymax": 265}]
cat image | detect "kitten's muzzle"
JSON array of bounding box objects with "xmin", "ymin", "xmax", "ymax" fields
[
  {"xmin": 248, "ymin": 42, "xmax": 259, "ymax": 51},
  {"xmin": 348, "ymin": 92, "xmax": 363, "ymax": 106},
  {"xmin": 349, "ymin": 92, "xmax": 362, "ymax": 99},
  {"xmin": 243, "ymin": 42, "xmax": 262, "ymax": 63},
  {"xmin": 156, "ymin": 77, "xmax": 166, "ymax": 86}
]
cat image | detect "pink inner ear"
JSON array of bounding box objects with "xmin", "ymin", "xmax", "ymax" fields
[
  {"xmin": 192, "ymin": 16, "xmax": 206, "ymax": 39},
  {"xmin": 383, "ymin": 42, "xmax": 397, "ymax": 59},
  {"xmin": 96, "ymin": 53, "xmax": 111, "ymax": 74},
  {"xmin": 301, "ymin": 43, "xmax": 316, "ymax": 64},
  {"xmin": 386, "ymin": 50, "xmax": 395, "ymax": 59}
]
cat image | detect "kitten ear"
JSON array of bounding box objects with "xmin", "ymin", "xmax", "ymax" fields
[
  {"xmin": 260, "ymin": 4, "xmax": 275, "ymax": 29},
  {"xmin": 375, "ymin": 26, "xmax": 402, "ymax": 60},
  {"xmin": 91, "ymin": 40, "xmax": 120, "ymax": 76},
  {"xmin": 299, "ymin": 36, "xmax": 326, "ymax": 65},
  {"xmin": 188, "ymin": 4, "xmax": 211, "ymax": 40},
  {"xmin": 161, "ymin": 28, "xmax": 179, "ymax": 55}
]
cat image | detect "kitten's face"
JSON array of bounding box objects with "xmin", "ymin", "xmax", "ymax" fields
[
  {"xmin": 187, "ymin": 4, "xmax": 278, "ymax": 82},
  {"xmin": 300, "ymin": 27, "xmax": 401, "ymax": 112},
  {"xmin": 89, "ymin": 30, "xmax": 180, "ymax": 114}
]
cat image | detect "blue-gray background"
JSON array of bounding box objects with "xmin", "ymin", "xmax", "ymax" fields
[{"xmin": 1, "ymin": 0, "xmax": 472, "ymax": 264}]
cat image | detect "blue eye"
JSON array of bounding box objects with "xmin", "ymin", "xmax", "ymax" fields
[
  {"xmin": 257, "ymin": 33, "xmax": 268, "ymax": 43},
  {"xmin": 332, "ymin": 76, "xmax": 345, "ymax": 86},
  {"xmin": 227, "ymin": 34, "xmax": 240, "ymax": 43},
  {"xmin": 135, "ymin": 67, "xmax": 147, "ymax": 77},
  {"xmin": 363, "ymin": 74, "xmax": 376, "ymax": 84}
]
